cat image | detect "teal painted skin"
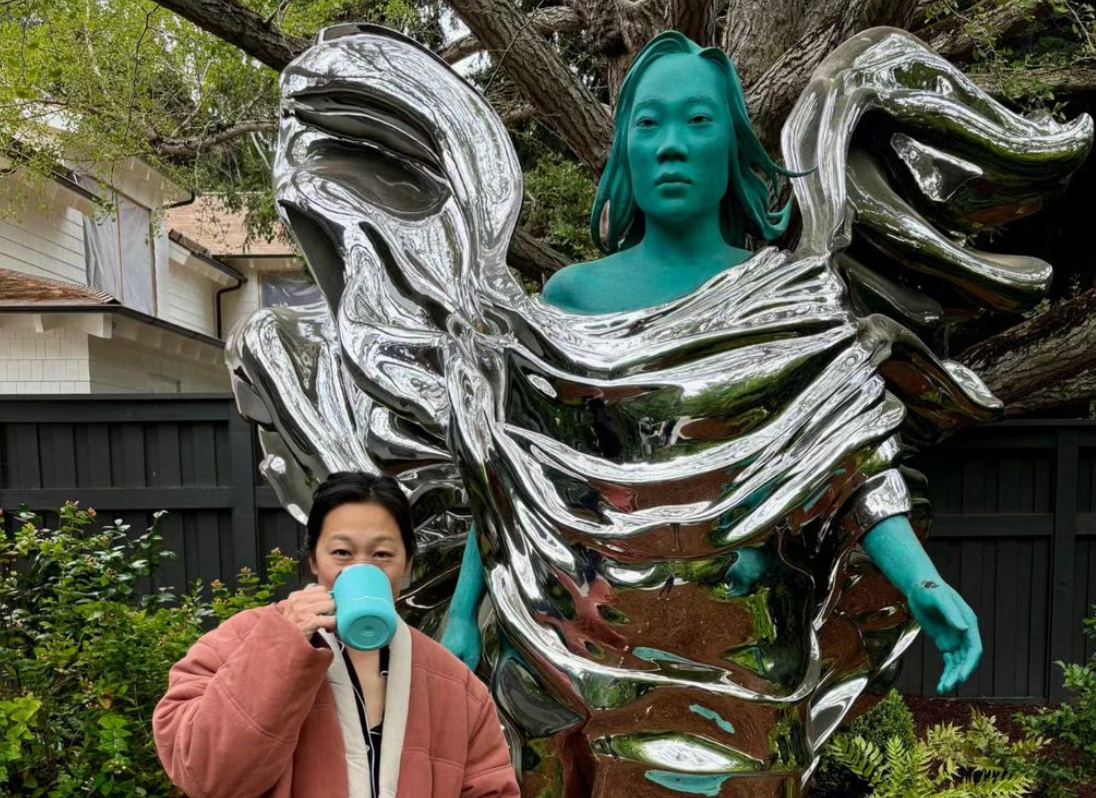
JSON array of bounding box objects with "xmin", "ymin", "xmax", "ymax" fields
[
  {"xmin": 689, "ymin": 704, "xmax": 736, "ymax": 735},
  {"xmin": 644, "ymin": 772, "xmax": 736, "ymax": 796},
  {"xmin": 441, "ymin": 41, "xmax": 982, "ymax": 698}
]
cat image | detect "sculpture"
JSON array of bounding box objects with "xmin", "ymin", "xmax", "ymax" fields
[{"xmin": 226, "ymin": 23, "xmax": 1092, "ymax": 797}]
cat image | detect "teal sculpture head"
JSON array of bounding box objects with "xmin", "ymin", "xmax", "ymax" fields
[{"xmin": 592, "ymin": 31, "xmax": 798, "ymax": 253}]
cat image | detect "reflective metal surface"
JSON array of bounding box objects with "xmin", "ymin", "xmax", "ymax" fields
[{"xmin": 226, "ymin": 24, "xmax": 1091, "ymax": 796}]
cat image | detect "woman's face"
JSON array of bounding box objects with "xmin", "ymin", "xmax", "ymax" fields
[
  {"xmin": 627, "ymin": 53, "xmax": 732, "ymax": 226},
  {"xmin": 310, "ymin": 502, "xmax": 411, "ymax": 599}
]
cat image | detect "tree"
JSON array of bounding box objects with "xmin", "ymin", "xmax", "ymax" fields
[{"xmin": 3, "ymin": 0, "xmax": 1096, "ymax": 415}]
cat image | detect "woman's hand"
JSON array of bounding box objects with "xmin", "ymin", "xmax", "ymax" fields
[
  {"xmin": 907, "ymin": 579, "xmax": 982, "ymax": 695},
  {"xmin": 281, "ymin": 584, "xmax": 337, "ymax": 638},
  {"xmin": 442, "ymin": 613, "xmax": 483, "ymax": 671}
]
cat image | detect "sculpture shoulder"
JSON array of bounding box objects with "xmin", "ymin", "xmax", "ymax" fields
[{"xmin": 542, "ymin": 254, "xmax": 630, "ymax": 312}]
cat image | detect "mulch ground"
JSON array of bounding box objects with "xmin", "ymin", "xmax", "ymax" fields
[{"xmin": 905, "ymin": 697, "xmax": 1095, "ymax": 798}]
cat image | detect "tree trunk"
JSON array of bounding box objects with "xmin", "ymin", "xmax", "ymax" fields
[
  {"xmin": 152, "ymin": 0, "xmax": 304, "ymax": 70},
  {"xmin": 744, "ymin": 0, "xmax": 922, "ymax": 148},
  {"xmin": 580, "ymin": 0, "xmax": 721, "ymax": 106},
  {"xmin": 722, "ymin": 0, "xmax": 806, "ymax": 87},
  {"xmin": 1002, "ymin": 367, "xmax": 1096, "ymax": 416},
  {"xmin": 959, "ymin": 285, "xmax": 1096, "ymax": 409},
  {"xmin": 443, "ymin": 0, "xmax": 615, "ymax": 174}
]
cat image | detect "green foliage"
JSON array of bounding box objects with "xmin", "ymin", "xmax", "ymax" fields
[
  {"xmin": 812, "ymin": 689, "xmax": 917, "ymax": 797},
  {"xmin": 0, "ymin": 0, "xmax": 444, "ymax": 238},
  {"xmin": 0, "ymin": 502, "xmax": 295, "ymax": 797},
  {"xmin": 924, "ymin": 0, "xmax": 1096, "ymax": 112},
  {"xmin": 829, "ymin": 710, "xmax": 1038, "ymax": 798},
  {"xmin": 1015, "ymin": 607, "xmax": 1096, "ymax": 798},
  {"xmin": 518, "ymin": 153, "xmax": 599, "ymax": 264}
]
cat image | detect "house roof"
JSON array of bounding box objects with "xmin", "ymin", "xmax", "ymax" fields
[
  {"xmin": 0, "ymin": 268, "xmax": 223, "ymax": 349},
  {"xmin": 0, "ymin": 268, "xmax": 117, "ymax": 306},
  {"xmin": 166, "ymin": 196, "xmax": 295, "ymax": 257},
  {"xmin": 167, "ymin": 229, "xmax": 247, "ymax": 283}
]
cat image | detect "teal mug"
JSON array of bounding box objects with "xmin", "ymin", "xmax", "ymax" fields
[{"xmin": 332, "ymin": 564, "xmax": 398, "ymax": 650}]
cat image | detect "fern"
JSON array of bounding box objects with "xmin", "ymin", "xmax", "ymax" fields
[
  {"xmin": 828, "ymin": 714, "xmax": 1038, "ymax": 798},
  {"xmin": 829, "ymin": 736, "xmax": 886, "ymax": 784}
]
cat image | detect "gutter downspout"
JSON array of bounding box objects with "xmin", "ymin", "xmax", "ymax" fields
[{"xmin": 216, "ymin": 274, "xmax": 247, "ymax": 340}]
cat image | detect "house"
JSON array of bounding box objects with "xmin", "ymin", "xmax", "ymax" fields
[
  {"xmin": 0, "ymin": 158, "xmax": 312, "ymax": 394},
  {"xmin": 165, "ymin": 195, "xmax": 317, "ymax": 336}
]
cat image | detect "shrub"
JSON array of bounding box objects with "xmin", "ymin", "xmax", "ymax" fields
[
  {"xmin": 829, "ymin": 710, "xmax": 1040, "ymax": 798},
  {"xmin": 1017, "ymin": 607, "xmax": 1096, "ymax": 798},
  {"xmin": 0, "ymin": 503, "xmax": 295, "ymax": 797},
  {"xmin": 811, "ymin": 689, "xmax": 917, "ymax": 797}
]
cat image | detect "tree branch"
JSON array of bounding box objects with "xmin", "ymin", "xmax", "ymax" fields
[
  {"xmin": 440, "ymin": 6, "xmax": 585, "ymax": 64},
  {"xmin": 918, "ymin": 0, "xmax": 1043, "ymax": 61},
  {"xmin": 444, "ymin": 0, "xmax": 614, "ymax": 173},
  {"xmin": 1001, "ymin": 366, "xmax": 1096, "ymax": 416},
  {"xmin": 507, "ymin": 227, "xmax": 571, "ymax": 280},
  {"xmin": 152, "ymin": 0, "xmax": 305, "ymax": 71},
  {"xmin": 959, "ymin": 284, "xmax": 1096, "ymax": 408},
  {"xmin": 152, "ymin": 120, "xmax": 278, "ymax": 156},
  {"xmin": 969, "ymin": 65, "xmax": 1096, "ymax": 97}
]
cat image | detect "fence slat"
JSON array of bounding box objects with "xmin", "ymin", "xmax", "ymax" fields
[
  {"xmin": 1049, "ymin": 431, "xmax": 1080, "ymax": 704},
  {"xmin": 0, "ymin": 487, "xmax": 234, "ymax": 510},
  {"xmin": 3, "ymin": 424, "xmax": 41, "ymax": 490},
  {"xmin": 228, "ymin": 411, "xmax": 257, "ymax": 578}
]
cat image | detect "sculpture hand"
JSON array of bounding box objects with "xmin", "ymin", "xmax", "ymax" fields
[
  {"xmin": 725, "ymin": 548, "xmax": 771, "ymax": 597},
  {"xmin": 907, "ymin": 579, "xmax": 982, "ymax": 695},
  {"xmin": 441, "ymin": 613, "xmax": 483, "ymax": 671}
]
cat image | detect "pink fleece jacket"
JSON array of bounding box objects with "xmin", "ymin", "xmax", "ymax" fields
[{"xmin": 153, "ymin": 603, "xmax": 519, "ymax": 798}]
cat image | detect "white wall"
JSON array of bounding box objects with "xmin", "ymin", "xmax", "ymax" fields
[
  {"xmin": 0, "ymin": 329, "xmax": 91, "ymax": 394},
  {"xmin": 87, "ymin": 336, "xmax": 229, "ymax": 393},
  {"xmin": 162, "ymin": 261, "xmax": 218, "ymax": 337},
  {"xmin": 0, "ymin": 327, "xmax": 230, "ymax": 395},
  {"xmin": 219, "ymin": 262, "xmax": 262, "ymax": 339},
  {"xmin": 0, "ymin": 189, "xmax": 86, "ymax": 285}
]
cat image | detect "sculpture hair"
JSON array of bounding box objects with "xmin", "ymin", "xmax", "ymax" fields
[{"xmin": 591, "ymin": 30, "xmax": 800, "ymax": 253}]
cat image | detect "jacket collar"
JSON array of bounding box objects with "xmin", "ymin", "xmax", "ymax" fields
[{"xmin": 318, "ymin": 618, "xmax": 412, "ymax": 798}]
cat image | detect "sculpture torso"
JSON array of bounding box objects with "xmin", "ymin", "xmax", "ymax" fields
[{"xmin": 543, "ymin": 245, "xmax": 754, "ymax": 314}]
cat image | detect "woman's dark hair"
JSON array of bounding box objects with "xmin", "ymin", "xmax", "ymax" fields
[{"xmin": 306, "ymin": 472, "xmax": 416, "ymax": 559}]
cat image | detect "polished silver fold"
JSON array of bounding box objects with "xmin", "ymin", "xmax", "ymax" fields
[{"xmin": 226, "ymin": 23, "xmax": 1091, "ymax": 796}]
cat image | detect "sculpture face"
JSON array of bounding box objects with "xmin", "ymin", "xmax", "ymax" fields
[{"xmin": 626, "ymin": 54, "xmax": 731, "ymax": 227}]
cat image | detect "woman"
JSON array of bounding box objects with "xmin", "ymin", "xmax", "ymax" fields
[{"xmin": 153, "ymin": 471, "xmax": 519, "ymax": 798}]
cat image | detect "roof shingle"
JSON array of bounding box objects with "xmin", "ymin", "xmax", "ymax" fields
[
  {"xmin": 0, "ymin": 268, "xmax": 117, "ymax": 306},
  {"xmin": 165, "ymin": 196, "xmax": 294, "ymax": 257}
]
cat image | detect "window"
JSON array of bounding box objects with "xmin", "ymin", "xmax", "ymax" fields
[
  {"xmin": 260, "ymin": 270, "xmax": 323, "ymax": 308},
  {"xmin": 78, "ymin": 176, "xmax": 156, "ymax": 315}
]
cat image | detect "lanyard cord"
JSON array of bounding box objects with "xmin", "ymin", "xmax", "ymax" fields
[{"xmin": 339, "ymin": 639, "xmax": 384, "ymax": 798}]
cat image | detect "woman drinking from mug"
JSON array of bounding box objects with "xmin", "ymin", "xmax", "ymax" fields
[{"xmin": 153, "ymin": 472, "xmax": 519, "ymax": 798}]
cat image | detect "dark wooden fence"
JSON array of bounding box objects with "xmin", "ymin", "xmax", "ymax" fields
[
  {"xmin": 0, "ymin": 395, "xmax": 303, "ymax": 595},
  {"xmin": 1, "ymin": 395, "xmax": 1094, "ymax": 703},
  {"xmin": 894, "ymin": 421, "xmax": 1096, "ymax": 703}
]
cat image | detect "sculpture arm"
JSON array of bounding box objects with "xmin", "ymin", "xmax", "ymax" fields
[
  {"xmin": 862, "ymin": 515, "xmax": 982, "ymax": 694},
  {"xmin": 441, "ymin": 528, "xmax": 488, "ymax": 670}
]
